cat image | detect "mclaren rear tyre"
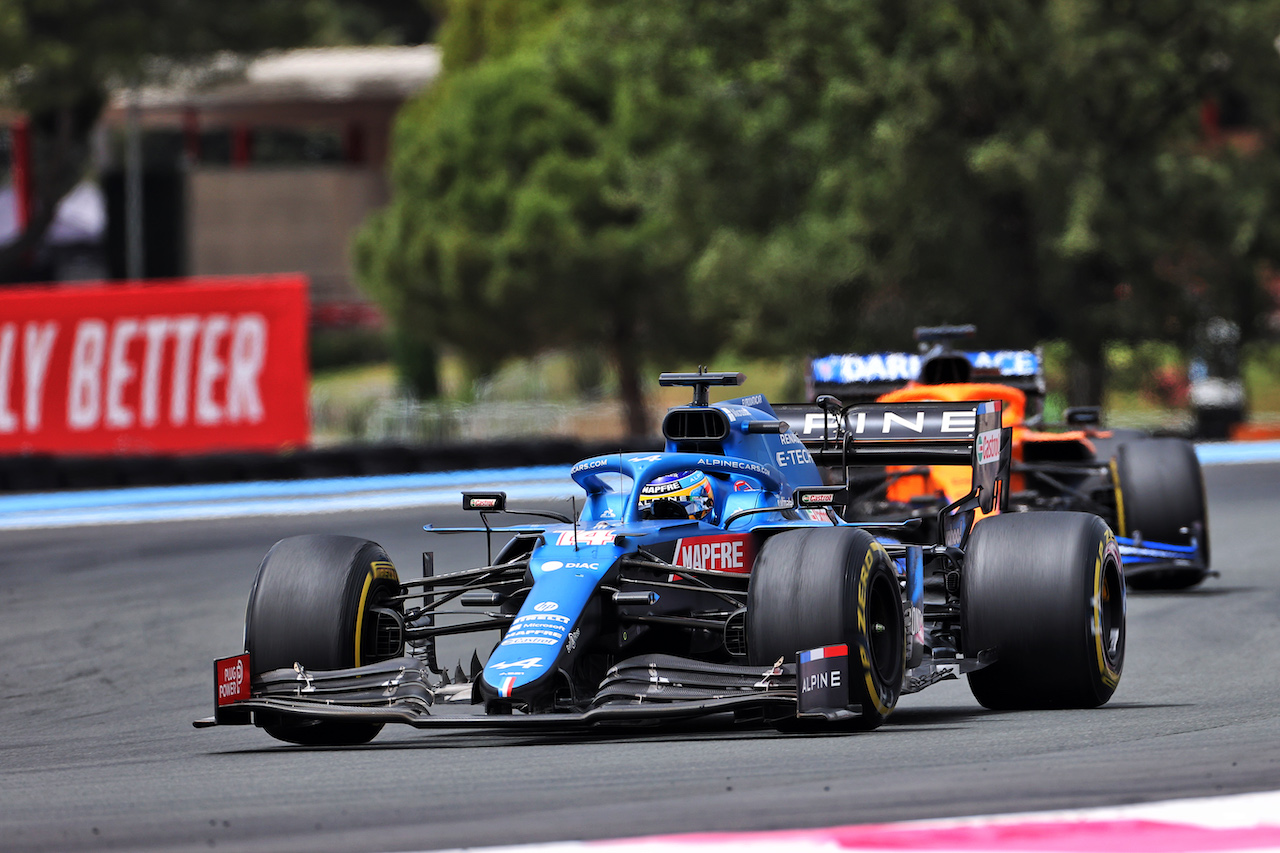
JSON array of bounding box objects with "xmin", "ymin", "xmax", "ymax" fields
[
  {"xmin": 1113, "ymin": 437, "xmax": 1210, "ymax": 589},
  {"xmin": 245, "ymin": 535, "xmax": 403, "ymax": 745},
  {"xmin": 746, "ymin": 528, "xmax": 905, "ymax": 730},
  {"xmin": 963, "ymin": 512, "xmax": 1124, "ymax": 710}
]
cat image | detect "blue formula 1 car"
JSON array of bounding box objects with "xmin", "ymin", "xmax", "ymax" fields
[{"xmin": 198, "ymin": 371, "xmax": 1126, "ymax": 745}]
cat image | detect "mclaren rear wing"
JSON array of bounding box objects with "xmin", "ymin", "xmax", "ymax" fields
[
  {"xmin": 774, "ymin": 400, "xmax": 1011, "ymax": 514},
  {"xmin": 807, "ymin": 348, "xmax": 1044, "ymax": 403}
]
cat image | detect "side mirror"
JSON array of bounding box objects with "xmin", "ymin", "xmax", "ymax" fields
[
  {"xmin": 1064, "ymin": 407, "xmax": 1101, "ymax": 426},
  {"xmin": 462, "ymin": 492, "xmax": 507, "ymax": 512}
]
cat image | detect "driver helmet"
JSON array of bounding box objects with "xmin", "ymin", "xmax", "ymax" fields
[{"xmin": 639, "ymin": 471, "xmax": 715, "ymax": 521}]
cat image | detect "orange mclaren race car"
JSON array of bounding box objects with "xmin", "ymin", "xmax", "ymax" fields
[{"xmin": 809, "ymin": 326, "xmax": 1210, "ymax": 589}]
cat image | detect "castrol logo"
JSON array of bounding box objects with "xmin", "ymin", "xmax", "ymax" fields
[{"xmin": 976, "ymin": 429, "xmax": 1000, "ymax": 465}]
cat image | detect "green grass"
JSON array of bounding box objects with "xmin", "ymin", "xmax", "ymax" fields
[{"xmin": 310, "ymin": 342, "xmax": 1280, "ymax": 443}]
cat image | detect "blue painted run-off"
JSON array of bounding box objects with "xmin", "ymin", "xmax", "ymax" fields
[
  {"xmin": 1193, "ymin": 440, "xmax": 1280, "ymax": 467},
  {"xmin": 0, "ymin": 465, "xmax": 574, "ymax": 530},
  {"xmin": 0, "ymin": 440, "xmax": 1275, "ymax": 530},
  {"xmin": 0, "ymin": 465, "xmax": 570, "ymax": 513}
]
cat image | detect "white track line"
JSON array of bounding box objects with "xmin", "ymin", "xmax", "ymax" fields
[{"xmin": 410, "ymin": 789, "xmax": 1280, "ymax": 853}]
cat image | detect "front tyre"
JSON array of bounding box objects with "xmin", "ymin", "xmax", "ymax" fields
[
  {"xmin": 1113, "ymin": 437, "xmax": 1210, "ymax": 589},
  {"xmin": 245, "ymin": 535, "xmax": 402, "ymax": 745},
  {"xmin": 963, "ymin": 512, "xmax": 1124, "ymax": 710},
  {"xmin": 746, "ymin": 528, "xmax": 905, "ymax": 729}
]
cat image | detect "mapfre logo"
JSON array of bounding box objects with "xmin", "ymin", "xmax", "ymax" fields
[
  {"xmin": 216, "ymin": 654, "xmax": 251, "ymax": 706},
  {"xmin": 674, "ymin": 534, "xmax": 756, "ymax": 574}
]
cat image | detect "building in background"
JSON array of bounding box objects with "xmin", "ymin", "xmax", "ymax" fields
[{"xmin": 96, "ymin": 46, "xmax": 440, "ymax": 325}]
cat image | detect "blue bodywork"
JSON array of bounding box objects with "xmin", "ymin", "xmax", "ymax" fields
[
  {"xmin": 469, "ymin": 395, "xmax": 840, "ymax": 708},
  {"xmin": 1116, "ymin": 536, "xmax": 1204, "ymax": 568}
]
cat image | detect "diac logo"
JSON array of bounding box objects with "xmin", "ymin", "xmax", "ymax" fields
[
  {"xmin": 540, "ymin": 561, "xmax": 564, "ymax": 572},
  {"xmin": 533, "ymin": 601, "xmax": 559, "ymax": 612}
]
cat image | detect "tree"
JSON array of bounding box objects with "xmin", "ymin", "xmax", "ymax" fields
[
  {"xmin": 355, "ymin": 7, "xmax": 728, "ymax": 432},
  {"xmin": 359, "ymin": 0, "xmax": 1280, "ymax": 422},
  {"xmin": 651, "ymin": 0, "xmax": 1280, "ymax": 403}
]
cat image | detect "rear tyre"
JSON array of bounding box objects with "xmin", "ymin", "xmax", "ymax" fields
[
  {"xmin": 746, "ymin": 528, "xmax": 904, "ymax": 729},
  {"xmin": 245, "ymin": 535, "xmax": 402, "ymax": 745},
  {"xmin": 963, "ymin": 512, "xmax": 1125, "ymax": 710},
  {"xmin": 1113, "ymin": 437, "xmax": 1210, "ymax": 589}
]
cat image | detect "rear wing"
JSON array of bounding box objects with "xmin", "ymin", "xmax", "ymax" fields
[
  {"xmin": 775, "ymin": 400, "xmax": 1011, "ymax": 514},
  {"xmin": 808, "ymin": 349, "xmax": 1044, "ymax": 403}
]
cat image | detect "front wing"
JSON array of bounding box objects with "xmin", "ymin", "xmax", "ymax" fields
[
  {"xmin": 1117, "ymin": 534, "xmax": 1211, "ymax": 583},
  {"xmin": 195, "ymin": 654, "xmax": 800, "ymax": 731}
]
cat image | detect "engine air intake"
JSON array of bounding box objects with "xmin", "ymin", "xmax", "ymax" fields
[{"xmin": 663, "ymin": 408, "xmax": 730, "ymax": 442}]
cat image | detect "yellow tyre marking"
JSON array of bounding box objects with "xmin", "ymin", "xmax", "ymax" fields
[
  {"xmin": 353, "ymin": 571, "xmax": 375, "ymax": 665},
  {"xmin": 354, "ymin": 559, "xmax": 399, "ymax": 665},
  {"xmin": 1092, "ymin": 532, "xmax": 1121, "ymax": 689},
  {"xmin": 1110, "ymin": 458, "xmax": 1127, "ymax": 536},
  {"xmin": 858, "ymin": 544, "xmax": 892, "ymax": 717}
]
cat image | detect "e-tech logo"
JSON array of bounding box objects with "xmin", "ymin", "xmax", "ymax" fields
[
  {"xmin": 976, "ymin": 428, "xmax": 1000, "ymax": 465},
  {"xmin": 775, "ymin": 448, "xmax": 812, "ymax": 468}
]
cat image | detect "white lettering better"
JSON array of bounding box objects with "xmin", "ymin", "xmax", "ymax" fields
[{"xmin": 60, "ymin": 313, "xmax": 271, "ymax": 432}]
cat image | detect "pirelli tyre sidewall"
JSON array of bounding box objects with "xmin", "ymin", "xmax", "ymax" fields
[
  {"xmin": 244, "ymin": 534, "xmax": 401, "ymax": 745},
  {"xmin": 746, "ymin": 527, "xmax": 905, "ymax": 729},
  {"xmin": 963, "ymin": 512, "xmax": 1124, "ymax": 710}
]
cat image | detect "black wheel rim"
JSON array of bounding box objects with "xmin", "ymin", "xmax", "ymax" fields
[
  {"xmin": 1099, "ymin": 555, "xmax": 1124, "ymax": 670},
  {"xmin": 867, "ymin": 571, "xmax": 902, "ymax": 685}
]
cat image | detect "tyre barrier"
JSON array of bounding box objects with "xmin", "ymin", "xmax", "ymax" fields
[{"xmin": 0, "ymin": 437, "xmax": 662, "ymax": 493}]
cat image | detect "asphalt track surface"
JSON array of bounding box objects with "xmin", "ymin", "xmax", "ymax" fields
[{"xmin": 1, "ymin": 461, "xmax": 1278, "ymax": 852}]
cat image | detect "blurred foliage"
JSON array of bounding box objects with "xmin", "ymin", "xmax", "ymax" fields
[
  {"xmin": 435, "ymin": 0, "xmax": 570, "ymax": 70},
  {"xmin": 310, "ymin": 326, "xmax": 392, "ymax": 373},
  {"xmin": 0, "ymin": 0, "xmax": 437, "ymax": 280},
  {"xmin": 359, "ymin": 0, "xmax": 1280, "ymax": 418},
  {"xmin": 355, "ymin": 5, "xmax": 728, "ymax": 432}
]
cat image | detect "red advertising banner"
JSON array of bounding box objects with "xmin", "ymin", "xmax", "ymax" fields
[{"xmin": 0, "ymin": 275, "xmax": 309, "ymax": 455}]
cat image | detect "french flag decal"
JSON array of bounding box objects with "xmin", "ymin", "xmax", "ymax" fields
[
  {"xmin": 499, "ymin": 676, "xmax": 517, "ymax": 698},
  {"xmin": 799, "ymin": 644, "xmax": 848, "ymax": 664}
]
